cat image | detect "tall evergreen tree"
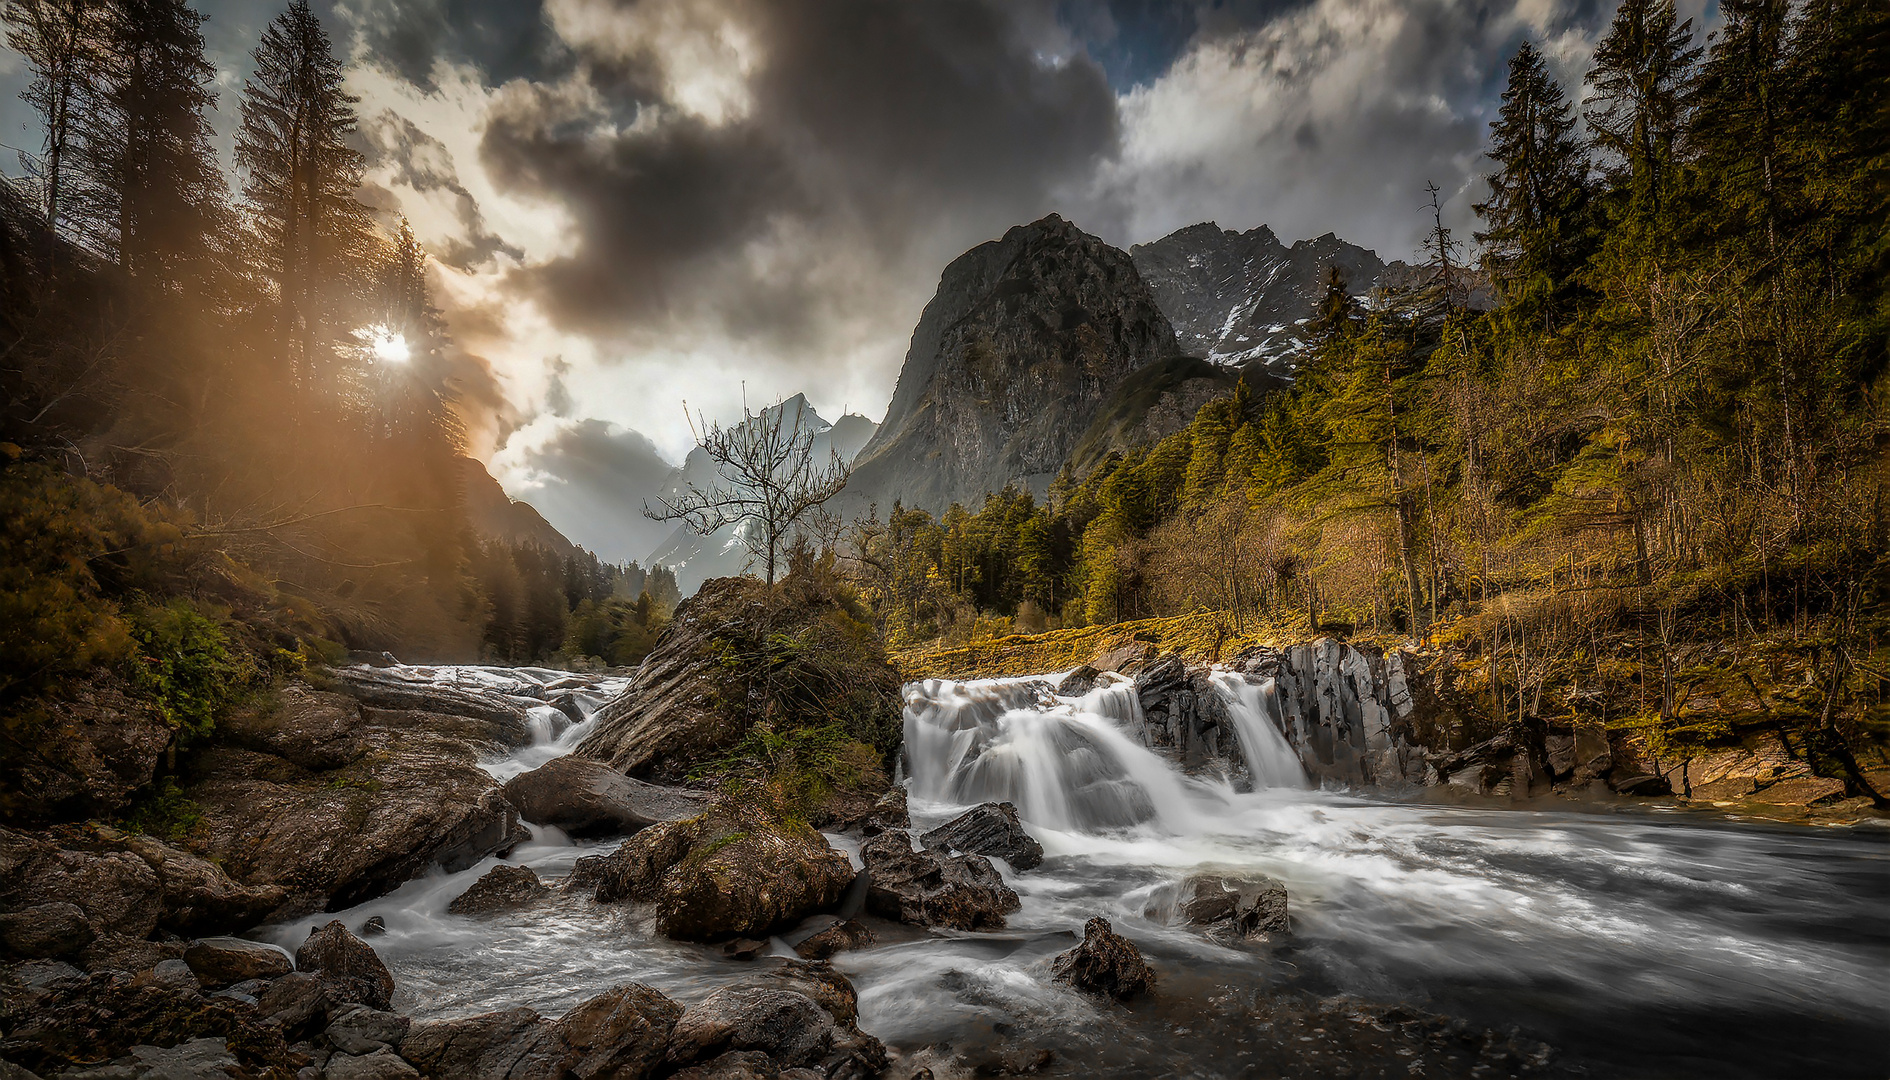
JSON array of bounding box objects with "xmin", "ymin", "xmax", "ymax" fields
[
  {"xmin": 85, "ymin": 0, "xmax": 224, "ymax": 287},
  {"xmin": 1475, "ymin": 40, "xmax": 1590, "ymax": 304},
  {"xmin": 1584, "ymin": 0, "xmax": 1702, "ymax": 221},
  {"xmin": 5, "ymin": 0, "xmax": 108, "ymax": 250},
  {"xmin": 235, "ymin": 0, "xmax": 373, "ymax": 387}
]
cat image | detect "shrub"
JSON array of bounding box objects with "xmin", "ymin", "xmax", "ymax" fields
[{"xmin": 125, "ymin": 599, "xmax": 260, "ymax": 744}]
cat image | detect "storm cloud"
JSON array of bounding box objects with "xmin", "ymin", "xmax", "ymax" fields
[{"xmin": 2, "ymin": 0, "xmax": 1708, "ymax": 561}]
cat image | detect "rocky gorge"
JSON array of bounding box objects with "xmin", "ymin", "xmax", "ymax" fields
[{"xmin": 0, "ymin": 595, "xmax": 1885, "ymax": 1079}]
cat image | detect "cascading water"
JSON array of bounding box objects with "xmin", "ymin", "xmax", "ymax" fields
[
  {"xmin": 257, "ymin": 665, "xmax": 1888, "ymax": 1079},
  {"xmin": 902, "ymin": 675, "xmax": 1217, "ymax": 833},
  {"xmin": 1207, "ymin": 670, "xmax": 1310, "ymax": 790}
]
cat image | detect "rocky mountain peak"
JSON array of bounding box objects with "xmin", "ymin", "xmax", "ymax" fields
[
  {"xmin": 1130, "ymin": 221, "xmax": 1388, "ymax": 373},
  {"xmin": 842, "ymin": 214, "xmax": 1179, "ymax": 515}
]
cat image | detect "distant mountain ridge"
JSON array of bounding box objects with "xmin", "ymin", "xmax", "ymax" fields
[
  {"xmin": 1129, "ymin": 222, "xmax": 1389, "ymax": 373},
  {"xmin": 646, "ymin": 394, "xmax": 876, "ymax": 593},
  {"xmin": 455, "ymin": 456, "xmax": 579, "ymax": 557}
]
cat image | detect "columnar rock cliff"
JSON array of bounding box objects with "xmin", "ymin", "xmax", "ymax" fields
[{"xmin": 843, "ymin": 215, "xmax": 1181, "ymax": 515}]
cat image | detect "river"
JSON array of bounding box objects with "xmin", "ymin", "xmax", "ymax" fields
[{"xmin": 263, "ymin": 666, "xmax": 1890, "ymax": 1079}]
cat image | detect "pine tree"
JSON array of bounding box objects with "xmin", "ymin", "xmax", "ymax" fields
[
  {"xmin": 5, "ymin": 0, "xmax": 109, "ymax": 252},
  {"xmin": 1585, "ymin": 0, "xmax": 1703, "ymax": 221},
  {"xmin": 86, "ymin": 0, "xmax": 225, "ymax": 287},
  {"xmin": 235, "ymin": 0, "xmax": 374, "ymax": 388},
  {"xmin": 1475, "ymin": 39, "xmax": 1590, "ymax": 304}
]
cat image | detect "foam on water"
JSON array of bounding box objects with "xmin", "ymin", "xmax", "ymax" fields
[{"xmin": 258, "ymin": 665, "xmax": 1890, "ymax": 1078}]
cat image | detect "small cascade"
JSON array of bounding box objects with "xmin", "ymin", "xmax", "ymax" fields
[
  {"xmin": 1208, "ymin": 671, "xmax": 1310, "ymax": 790},
  {"xmin": 903, "ymin": 676, "xmax": 1214, "ymax": 833}
]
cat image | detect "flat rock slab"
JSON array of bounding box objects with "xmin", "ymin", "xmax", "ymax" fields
[
  {"xmin": 181, "ymin": 936, "xmax": 291, "ymax": 986},
  {"xmin": 501, "ymin": 757, "xmax": 705, "ymax": 837}
]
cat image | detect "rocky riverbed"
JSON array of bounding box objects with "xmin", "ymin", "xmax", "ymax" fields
[{"xmin": 3, "ymin": 654, "xmax": 1887, "ymax": 1079}]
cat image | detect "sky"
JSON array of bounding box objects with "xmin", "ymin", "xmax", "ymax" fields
[{"xmin": 0, "ymin": 0, "xmax": 1715, "ymax": 562}]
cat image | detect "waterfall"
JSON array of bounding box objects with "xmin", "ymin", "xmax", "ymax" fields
[
  {"xmin": 1208, "ymin": 671, "xmax": 1311, "ymax": 790},
  {"xmin": 902, "ymin": 676, "xmax": 1214, "ymax": 834}
]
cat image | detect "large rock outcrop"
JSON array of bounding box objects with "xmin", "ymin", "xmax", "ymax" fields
[
  {"xmin": 570, "ymin": 579, "xmax": 757, "ymax": 780},
  {"xmin": 577, "ymin": 808, "xmax": 856, "ymax": 943},
  {"xmin": 574, "ymin": 575, "xmax": 900, "ymax": 784},
  {"xmin": 0, "ymin": 673, "xmax": 172, "ymax": 825},
  {"xmin": 842, "ymin": 214, "xmax": 1182, "ymax": 515},
  {"xmin": 182, "ymin": 724, "xmax": 528, "ymax": 915}
]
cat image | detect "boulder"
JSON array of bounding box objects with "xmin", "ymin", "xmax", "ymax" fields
[
  {"xmin": 0, "ymin": 831, "xmax": 163, "ymax": 945},
  {"xmin": 324, "ymin": 1048, "xmax": 420, "ymax": 1080},
  {"xmin": 220, "ymin": 685, "xmax": 369, "ymax": 771},
  {"xmin": 793, "ymin": 920, "xmax": 874, "ymax": 961},
  {"xmin": 664, "ymin": 987, "xmax": 835, "ymax": 1071},
  {"xmin": 1235, "ymin": 878, "xmax": 1290, "ymax": 938},
  {"xmin": 653, "ymin": 817, "xmax": 855, "ymax": 942},
  {"xmin": 329, "ymin": 670, "xmax": 533, "ymax": 746},
  {"xmin": 861, "ymin": 829, "xmax": 1019, "ymax": 930},
  {"xmin": 256, "ymin": 971, "xmax": 333, "ymax": 1036},
  {"xmin": 294, "ymin": 921, "xmax": 395, "ymax": 1011},
  {"xmin": 750, "ymin": 960, "xmax": 862, "ymax": 1027},
  {"xmin": 400, "ymin": 1006, "xmax": 574, "ymax": 1080},
  {"xmin": 0, "ymin": 902, "xmax": 92, "ymax": 958},
  {"xmin": 859, "ymin": 788, "xmax": 908, "ymax": 836},
  {"xmin": 447, "ymin": 864, "xmax": 552, "ymax": 915},
  {"xmin": 126, "ymin": 959, "xmax": 198, "ymax": 997},
  {"xmin": 324, "ymin": 1003, "xmax": 411, "ymax": 1055},
  {"xmin": 919, "ymin": 802, "xmax": 1043, "ymax": 870},
  {"xmin": 571, "ymin": 580, "xmax": 759, "ymax": 780},
  {"xmin": 1178, "ymin": 876, "xmax": 1239, "ymax": 925},
  {"xmin": 573, "ymin": 818, "xmax": 701, "ymax": 904},
  {"xmin": 183, "ymin": 726, "xmax": 529, "ymax": 914},
  {"xmin": 1052, "ymin": 917, "xmax": 1155, "ymax": 1000},
  {"xmin": 1164, "ymin": 875, "xmax": 1289, "ymax": 940},
  {"xmin": 181, "ymin": 937, "xmax": 291, "ymax": 986},
  {"xmin": 0, "ymin": 673, "xmax": 172, "ymax": 824},
  {"xmin": 668, "ymin": 1051, "xmax": 778, "ymax": 1080},
  {"xmin": 500, "ymin": 758, "xmax": 705, "ymax": 837},
  {"xmin": 102, "ymin": 830, "xmax": 287, "ymax": 936},
  {"xmin": 552, "ymin": 983, "xmax": 683, "ymax": 1080},
  {"xmin": 1056, "ymin": 666, "xmax": 1103, "ymax": 696}
]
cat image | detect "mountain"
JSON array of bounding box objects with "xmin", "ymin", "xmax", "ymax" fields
[
  {"xmin": 645, "ymin": 395, "xmax": 877, "ymax": 594},
  {"xmin": 454, "ymin": 456, "xmax": 579, "ymax": 557},
  {"xmin": 1128, "ymin": 222, "xmax": 1390, "ymax": 373},
  {"xmin": 842, "ymin": 214, "xmax": 1181, "ymax": 516}
]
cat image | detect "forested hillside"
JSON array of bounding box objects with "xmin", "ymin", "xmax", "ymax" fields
[
  {"xmin": 0, "ymin": 0, "xmax": 672, "ymax": 763},
  {"xmin": 851, "ymin": 0, "xmax": 1889, "ymax": 800}
]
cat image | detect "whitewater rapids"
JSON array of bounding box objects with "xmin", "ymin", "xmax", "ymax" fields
[{"xmin": 262, "ymin": 666, "xmax": 1890, "ymax": 1079}]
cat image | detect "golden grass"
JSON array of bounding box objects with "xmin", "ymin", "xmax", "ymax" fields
[{"xmin": 891, "ymin": 608, "xmax": 1391, "ymax": 681}]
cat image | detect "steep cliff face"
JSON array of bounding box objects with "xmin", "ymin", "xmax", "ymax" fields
[
  {"xmin": 1129, "ymin": 222, "xmax": 1388, "ymax": 373},
  {"xmin": 843, "ymin": 215, "xmax": 1180, "ymax": 515}
]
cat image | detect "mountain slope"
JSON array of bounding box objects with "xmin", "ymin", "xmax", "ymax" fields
[
  {"xmin": 1129, "ymin": 222, "xmax": 1389, "ymax": 373},
  {"xmin": 843, "ymin": 214, "xmax": 1180, "ymax": 516}
]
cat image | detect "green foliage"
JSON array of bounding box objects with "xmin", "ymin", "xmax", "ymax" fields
[
  {"xmin": 125, "ymin": 599, "xmax": 259, "ymax": 743},
  {"xmin": 0, "ymin": 462, "xmax": 179, "ymax": 704},
  {"xmin": 691, "ymin": 722, "xmax": 871, "ymax": 823},
  {"xmin": 119, "ymin": 777, "xmax": 203, "ymax": 842}
]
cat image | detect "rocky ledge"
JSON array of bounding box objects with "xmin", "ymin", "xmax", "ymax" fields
[{"xmin": 1, "ymin": 917, "xmax": 886, "ymax": 1080}]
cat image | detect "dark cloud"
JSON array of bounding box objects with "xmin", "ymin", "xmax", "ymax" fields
[
  {"xmin": 335, "ymin": 0, "xmax": 571, "ymax": 88},
  {"xmin": 507, "ymin": 419, "xmax": 677, "ymax": 563},
  {"xmin": 358, "ymin": 109, "xmax": 522, "ymax": 268},
  {"xmin": 477, "ymin": 0, "xmax": 1120, "ymax": 353}
]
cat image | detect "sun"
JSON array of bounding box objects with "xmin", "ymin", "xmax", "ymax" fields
[{"xmin": 362, "ymin": 325, "xmax": 411, "ymax": 365}]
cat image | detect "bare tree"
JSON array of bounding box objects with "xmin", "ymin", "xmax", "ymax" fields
[{"xmin": 645, "ymin": 398, "xmax": 850, "ymax": 585}]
